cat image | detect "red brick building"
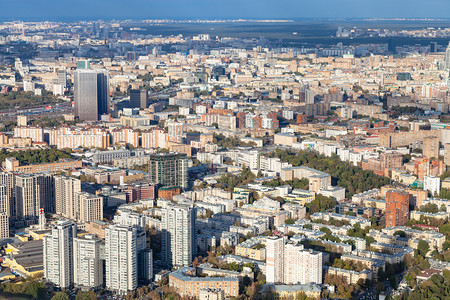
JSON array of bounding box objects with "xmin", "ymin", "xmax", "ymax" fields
[{"xmin": 385, "ymin": 190, "xmax": 410, "ymax": 227}]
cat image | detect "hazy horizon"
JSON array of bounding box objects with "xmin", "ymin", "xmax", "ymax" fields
[{"xmin": 1, "ymin": 0, "xmax": 450, "ymax": 20}]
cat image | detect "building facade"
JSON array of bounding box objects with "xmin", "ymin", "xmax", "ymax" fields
[
  {"xmin": 74, "ymin": 69, "xmax": 109, "ymax": 121},
  {"xmin": 73, "ymin": 234, "xmax": 103, "ymax": 289},
  {"xmin": 385, "ymin": 190, "xmax": 410, "ymax": 227},
  {"xmin": 161, "ymin": 204, "xmax": 196, "ymax": 267},
  {"xmin": 43, "ymin": 220, "xmax": 77, "ymax": 289}
]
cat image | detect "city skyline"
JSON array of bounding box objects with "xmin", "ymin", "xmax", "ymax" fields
[{"xmin": 1, "ymin": 3, "xmax": 450, "ymax": 298}]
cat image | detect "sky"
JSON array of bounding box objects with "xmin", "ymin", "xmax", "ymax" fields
[{"xmin": 1, "ymin": 0, "xmax": 450, "ymax": 20}]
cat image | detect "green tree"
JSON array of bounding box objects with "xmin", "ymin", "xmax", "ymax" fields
[
  {"xmin": 418, "ymin": 240, "xmax": 430, "ymax": 257},
  {"xmin": 75, "ymin": 290, "xmax": 97, "ymax": 300},
  {"xmin": 52, "ymin": 292, "xmax": 69, "ymax": 300},
  {"xmin": 285, "ymin": 218, "xmax": 295, "ymax": 225}
]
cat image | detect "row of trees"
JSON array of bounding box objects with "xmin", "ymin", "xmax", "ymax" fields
[
  {"xmin": 263, "ymin": 178, "xmax": 309, "ymax": 190},
  {"xmin": 0, "ymin": 90, "xmax": 62, "ymax": 110},
  {"xmin": 216, "ymin": 166, "xmax": 256, "ymax": 192},
  {"xmin": 213, "ymin": 133, "xmax": 256, "ymax": 149},
  {"xmin": 0, "ymin": 280, "xmax": 46, "ymax": 299},
  {"xmin": 0, "ymin": 148, "xmax": 72, "ymax": 165},
  {"xmin": 396, "ymin": 271, "xmax": 450, "ymax": 300},
  {"xmin": 268, "ymin": 149, "xmax": 391, "ymax": 197}
]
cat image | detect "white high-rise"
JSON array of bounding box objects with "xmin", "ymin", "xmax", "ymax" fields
[
  {"xmin": 105, "ymin": 224, "xmax": 138, "ymax": 294},
  {"xmin": 43, "ymin": 220, "xmax": 77, "ymax": 289},
  {"xmin": 54, "ymin": 176, "xmax": 81, "ymax": 220},
  {"xmin": 266, "ymin": 236, "xmax": 285, "ymax": 284},
  {"xmin": 444, "ymin": 42, "xmax": 450, "ymax": 70},
  {"xmin": 161, "ymin": 204, "xmax": 196, "ymax": 267},
  {"xmin": 266, "ymin": 237, "xmax": 323, "ymax": 285},
  {"xmin": 74, "ymin": 234, "xmax": 103, "ymax": 289}
]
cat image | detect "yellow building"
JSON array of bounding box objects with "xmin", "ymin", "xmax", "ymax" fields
[
  {"xmin": 4, "ymin": 157, "xmax": 82, "ymax": 174},
  {"xmin": 282, "ymin": 189, "xmax": 315, "ymax": 205},
  {"xmin": 234, "ymin": 237, "xmax": 266, "ymax": 261},
  {"xmin": 325, "ymin": 267, "xmax": 372, "ymax": 285},
  {"xmin": 3, "ymin": 240, "xmax": 43, "ymax": 278},
  {"xmin": 260, "ymin": 284, "xmax": 321, "ymax": 299},
  {"xmin": 169, "ymin": 267, "xmax": 239, "ymax": 298}
]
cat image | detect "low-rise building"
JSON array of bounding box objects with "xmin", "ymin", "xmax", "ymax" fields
[
  {"xmin": 169, "ymin": 267, "xmax": 239, "ymax": 298},
  {"xmin": 235, "ymin": 237, "xmax": 266, "ymax": 261}
]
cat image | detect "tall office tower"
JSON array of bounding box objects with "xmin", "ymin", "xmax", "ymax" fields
[
  {"xmin": 386, "ymin": 190, "xmax": 410, "ymax": 227},
  {"xmin": 57, "ymin": 69, "xmax": 66, "ymax": 88},
  {"xmin": 148, "ymin": 153, "xmax": 188, "ymax": 189},
  {"xmin": 74, "ymin": 69, "xmax": 109, "ymax": 121},
  {"xmin": 73, "ymin": 234, "xmax": 103, "ymax": 289},
  {"xmin": 129, "ymin": 89, "xmax": 149, "ymax": 109},
  {"xmin": 430, "ymin": 42, "xmax": 438, "ymax": 53},
  {"xmin": 43, "ymin": 220, "xmax": 77, "ymax": 289},
  {"xmin": 167, "ymin": 120, "xmax": 183, "ymax": 143},
  {"xmin": 305, "ymin": 88, "xmax": 315, "ymax": 104},
  {"xmin": 105, "ymin": 224, "xmax": 138, "ymax": 294},
  {"xmin": 0, "ymin": 172, "xmax": 15, "ymax": 217},
  {"xmin": 77, "ymin": 192, "xmax": 103, "ymax": 223},
  {"xmin": 388, "ymin": 39, "xmax": 396, "ymax": 54},
  {"xmin": 266, "ymin": 236, "xmax": 285, "ymax": 284},
  {"xmin": 0, "ymin": 213, "xmax": 9, "ymax": 238},
  {"xmin": 423, "ymin": 136, "xmax": 440, "ymax": 159},
  {"xmin": 444, "ymin": 43, "xmax": 450, "ymax": 70},
  {"xmin": 54, "ymin": 176, "xmax": 81, "ymax": 220},
  {"xmin": 161, "ymin": 204, "xmax": 196, "ymax": 268}
]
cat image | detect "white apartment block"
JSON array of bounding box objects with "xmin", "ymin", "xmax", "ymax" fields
[
  {"xmin": 44, "ymin": 220, "xmax": 77, "ymax": 289},
  {"xmin": 105, "ymin": 224, "xmax": 138, "ymax": 294},
  {"xmin": 74, "ymin": 234, "xmax": 103, "ymax": 288},
  {"xmin": 237, "ymin": 150, "xmax": 260, "ymax": 170},
  {"xmin": 423, "ymin": 175, "xmax": 440, "ymax": 196},
  {"xmin": 14, "ymin": 126, "xmax": 44, "ymax": 142},
  {"xmin": 266, "ymin": 236, "xmax": 323, "ymax": 285},
  {"xmin": 161, "ymin": 204, "xmax": 196, "ymax": 267},
  {"xmin": 114, "ymin": 209, "xmax": 146, "ymax": 230},
  {"xmin": 92, "ymin": 149, "xmax": 130, "ymax": 164},
  {"xmin": 266, "ymin": 236, "xmax": 285, "ymax": 284},
  {"xmin": 141, "ymin": 128, "xmax": 167, "ymax": 148},
  {"xmin": 54, "ymin": 176, "xmax": 81, "ymax": 220}
]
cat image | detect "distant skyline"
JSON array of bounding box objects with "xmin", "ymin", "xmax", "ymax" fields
[{"xmin": 2, "ymin": 0, "xmax": 450, "ymax": 20}]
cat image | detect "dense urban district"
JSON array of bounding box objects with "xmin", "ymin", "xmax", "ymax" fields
[{"xmin": 0, "ymin": 19, "xmax": 450, "ymax": 300}]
